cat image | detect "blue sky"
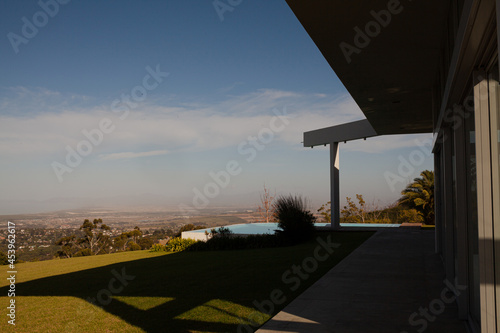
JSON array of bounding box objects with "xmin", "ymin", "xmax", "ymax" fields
[{"xmin": 0, "ymin": 0, "xmax": 432, "ymax": 215}]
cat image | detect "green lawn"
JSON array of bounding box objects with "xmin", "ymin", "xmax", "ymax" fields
[{"xmin": 0, "ymin": 231, "xmax": 373, "ymax": 333}]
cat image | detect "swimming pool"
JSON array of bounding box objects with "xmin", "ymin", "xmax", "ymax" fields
[{"xmin": 181, "ymin": 222, "xmax": 400, "ymax": 241}]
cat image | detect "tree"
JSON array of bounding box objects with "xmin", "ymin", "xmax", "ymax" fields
[
  {"xmin": 355, "ymin": 194, "xmax": 367, "ymax": 223},
  {"xmin": 257, "ymin": 185, "xmax": 277, "ymax": 223},
  {"xmin": 317, "ymin": 201, "xmax": 331, "ymax": 223},
  {"xmin": 398, "ymin": 170, "xmax": 435, "ymax": 225},
  {"xmin": 341, "ymin": 197, "xmax": 359, "ymax": 223},
  {"xmin": 55, "ymin": 235, "xmax": 83, "ymax": 258},
  {"xmin": 127, "ymin": 242, "xmax": 141, "ymax": 251},
  {"xmin": 341, "ymin": 195, "xmax": 367, "ymax": 223},
  {"xmin": 365, "ymin": 202, "xmax": 394, "ymax": 223},
  {"xmin": 114, "ymin": 226, "xmax": 143, "ymax": 251},
  {"xmin": 80, "ymin": 219, "xmax": 111, "ymax": 255},
  {"xmin": 130, "ymin": 226, "xmax": 142, "ymax": 243},
  {"xmin": 175, "ymin": 224, "xmax": 206, "ymax": 238},
  {"xmin": 0, "ymin": 251, "xmax": 8, "ymax": 265},
  {"xmin": 340, "ymin": 194, "xmax": 394, "ymax": 223},
  {"xmin": 55, "ymin": 218, "xmax": 111, "ymax": 258},
  {"xmin": 113, "ymin": 234, "xmax": 129, "ymax": 252},
  {"xmin": 138, "ymin": 237, "xmax": 154, "ymax": 250}
]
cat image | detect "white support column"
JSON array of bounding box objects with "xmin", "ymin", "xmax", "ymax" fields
[{"xmin": 330, "ymin": 142, "xmax": 340, "ymax": 230}]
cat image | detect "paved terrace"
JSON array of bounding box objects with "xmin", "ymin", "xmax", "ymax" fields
[{"xmin": 257, "ymin": 228, "xmax": 468, "ymax": 333}]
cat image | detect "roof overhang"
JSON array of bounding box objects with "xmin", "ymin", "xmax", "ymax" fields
[{"xmin": 286, "ymin": 0, "xmax": 449, "ymax": 135}]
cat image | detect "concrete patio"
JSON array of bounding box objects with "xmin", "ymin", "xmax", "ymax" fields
[{"xmin": 257, "ymin": 228, "xmax": 468, "ymax": 333}]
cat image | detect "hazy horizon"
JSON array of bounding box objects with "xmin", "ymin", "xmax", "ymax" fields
[{"xmin": 0, "ymin": 186, "xmax": 418, "ymax": 216}]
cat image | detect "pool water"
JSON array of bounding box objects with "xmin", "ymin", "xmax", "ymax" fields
[{"xmin": 189, "ymin": 222, "xmax": 399, "ymax": 235}]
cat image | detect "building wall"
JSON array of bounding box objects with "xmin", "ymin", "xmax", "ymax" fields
[{"xmin": 433, "ymin": 0, "xmax": 500, "ymax": 331}]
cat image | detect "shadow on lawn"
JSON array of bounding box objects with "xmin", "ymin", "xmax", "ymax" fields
[
  {"xmin": 0, "ymin": 232, "xmax": 375, "ymax": 332},
  {"xmin": 4, "ymin": 251, "xmax": 258, "ymax": 332}
]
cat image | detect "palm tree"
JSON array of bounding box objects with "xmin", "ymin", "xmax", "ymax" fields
[{"xmin": 398, "ymin": 170, "xmax": 434, "ymax": 225}]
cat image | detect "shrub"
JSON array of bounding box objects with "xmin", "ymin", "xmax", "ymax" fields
[
  {"xmin": 208, "ymin": 227, "xmax": 233, "ymax": 238},
  {"xmin": 165, "ymin": 238, "xmax": 199, "ymax": 252},
  {"xmin": 74, "ymin": 248, "xmax": 92, "ymax": 257},
  {"xmin": 398, "ymin": 209, "xmax": 424, "ymax": 223},
  {"xmin": 275, "ymin": 195, "xmax": 316, "ymax": 243},
  {"xmin": 188, "ymin": 233, "xmax": 290, "ymax": 251},
  {"xmin": 370, "ymin": 217, "xmax": 393, "ymax": 224},
  {"xmin": 149, "ymin": 244, "xmax": 166, "ymax": 252},
  {"xmin": 127, "ymin": 242, "xmax": 141, "ymax": 251},
  {"xmin": 138, "ymin": 237, "xmax": 154, "ymax": 250},
  {"xmin": 0, "ymin": 251, "xmax": 8, "ymax": 265},
  {"xmin": 341, "ymin": 215, "xmax": 361, "ymax": 223}
]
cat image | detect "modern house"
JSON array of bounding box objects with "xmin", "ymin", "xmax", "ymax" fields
[{"xmin": 286, "ymin": 0, "xmax": 500, "ymax": 332}]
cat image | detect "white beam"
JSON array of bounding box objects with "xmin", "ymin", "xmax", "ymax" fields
[{"xmin": 304, "ymin": 119, "xmax": 377, "ymax": 147}]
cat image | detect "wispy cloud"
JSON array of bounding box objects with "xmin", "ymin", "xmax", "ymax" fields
[
  {"xmin": 217, "ymin": 81, "xmax": 244, "ymax": 94},
  {"xmin": 0, "ymin": 86, "xmax": 422, "ymax": 159},
  {"xmin": 0, "ymin": 86, "xmax": 92, "ymax": 116},
  {"xmin": 100, "ymin": 150, "xmax": 169, "ymax": 161}
]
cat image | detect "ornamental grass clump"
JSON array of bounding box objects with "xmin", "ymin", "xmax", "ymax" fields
[{"xmin": 275, "ymin": 195, "xmax": 316, "ymax": 244}]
